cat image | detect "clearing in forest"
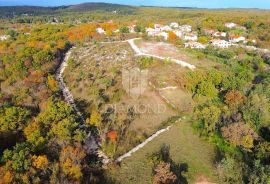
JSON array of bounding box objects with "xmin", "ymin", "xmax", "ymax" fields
[
  {"xmin": 106, "ymin": 119, "xmax": 220, "ymax": 184},
  {"xmin": 63, "ymin": 41, "xmax": 193, "ymax": 157},
  {"xmin": 135, "ymin": 39, "xmax": 220, "ymax": 68}
]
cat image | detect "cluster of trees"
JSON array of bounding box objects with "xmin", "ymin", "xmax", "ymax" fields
[
  {"xmin": 184, "ymin": 46, "xmax": 270, "ymax": 183},
  {"xmin": 0, "ymin": 22, "xmax": 118, "ymax": 183}
]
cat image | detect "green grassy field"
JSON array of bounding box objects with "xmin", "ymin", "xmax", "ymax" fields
[{"xmin": 106, "ymin": 118, "xmax": 220, "ymax": 184}]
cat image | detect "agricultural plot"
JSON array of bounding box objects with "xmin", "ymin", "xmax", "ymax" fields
[
  {"xmin": 135, "ymin": 39, "xmax": 219, "ymax": 68},
  {"xmin": 63, "ymin": 41, "xmax": 193, "ymax": 158}
]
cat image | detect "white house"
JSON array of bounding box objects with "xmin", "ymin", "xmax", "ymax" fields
[
  {"xmin": 146, "ymin": 28, "xmax": 158, "ymax": 37},
  {"xmin": 0, "ymin": 35, "xmax": 9, "ymax": 41},
  {"xmin": 179, "ymin": 25, "xmax": 192, "ymax": 32},
  {"xmin": 154, "ymin": 24, "xmax": 163, "ymax": 31},
  {"xmin": 157, "ymin": 32, "xmax": 169, "ymax": 40},
  {"xmin": 229, "ymin": 36, "xmax": 246, "ymax": 43},
  {"xmin": 184, "ymin": 41, "xmax": 206, "ymax": 49},
  {"xmin": 161, "ymin": 25, "xmax": 172, "ymax": 31},
  {"xmin": 210, "ymin": 39, "xmax": 232, "ymax": 48},
  {"xmin": 213, "ymin": 32, "xmax": 227, "ymax": 37},
  {"xmin": 225, "ymin": 22, "xmax": 237, "ymax": 29},
  {"xmin": 170, "ymin": 22, "xmax": 179, "ymax": 29},
  {"xmin": 184, "ymin": 33, "xmax": 198, "ymax": 41},
  {"xmin": 173, "ymin": 30, "xmax": 183, "ymax": 38},
  {"xmin": 96, "ymin": 28, "xmax": 105, "ymax": 34},
  {"xmin": 128, "ymin": 24, "xmax": 136, "ymax": 33}
]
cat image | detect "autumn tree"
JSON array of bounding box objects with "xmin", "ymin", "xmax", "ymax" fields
[
  {"xmin": 168, "ymin": 31, "xmax": 177, "ymax": 42},
  {"xmin": 221, "ymin": 122, "xmax": 258, "ymax": 149},
  {"xmin": 60, "ymin": 144, "xmax": 86, "ymax": 180},
  {"xmin": 224, "ymin": 90, "xmax": 245, "ymax": 110},
  {"xmin": 153, "ymin": 161, "xmax": 177, "ymax": 184},
  {"xmin": 47, "ymin": 75, "xmax": 59, "ymax": 92}
]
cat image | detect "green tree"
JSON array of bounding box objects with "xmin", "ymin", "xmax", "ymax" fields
[{"xmin": 0, "ymin": 106, "xmax": 31, "ymax": 133}]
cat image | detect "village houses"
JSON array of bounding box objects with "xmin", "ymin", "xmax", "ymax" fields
[
  {"xmin": 210, "ymin": 39, "xmax": 232, "ymax": 48},
  {"xmin": 128, "ymin": 24, "xmax": 136, "ymax": 33},
  {"xmin": 225, "ymin": 22, "xmax": 237, "ymax": 29},
  {"xmin": 184, "ymin": 41, "xmax": 206, "ymax": 49},
  {"xmin": 170, "ymin": 22, "xmax": 179, "ymax": 29},
  {"xmin": 229, "ymin": 35, "xmax": 246, "ymax": 43},
  {"xmin": 96, "ymin": 27, "xmax": 105, "ymax": 34},
  {"xmin": 184, "ymin": 33, "xmax": 198, "ymax": 41},
  {"xmin": 213, "ymin": 31, "xmax": 227, "ymax": 37}
]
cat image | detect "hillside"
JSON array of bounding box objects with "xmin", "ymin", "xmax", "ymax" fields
[{"xmin": 0, "ymin": 3, "xmax": 137, "ymax": 17}]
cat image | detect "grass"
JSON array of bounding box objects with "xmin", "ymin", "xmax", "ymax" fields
[{"xmin": 106, "ymin": 117, "xmax": 221, "ymax": 184}]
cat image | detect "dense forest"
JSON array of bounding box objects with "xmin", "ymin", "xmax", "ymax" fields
[{"xmin": 0, "ymin": 3, "xmax": 270, "ymax": 183}]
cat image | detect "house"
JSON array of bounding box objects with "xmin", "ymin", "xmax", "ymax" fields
[
  {"xmin": 173, "ymin": 30, "xmax": 183, "ymax": 38},
  {"xmin": 213, "ymin": 31, "xmax": 227, "ymax": 37},
  {"xmin": 96, "ymin": 28, "xmax": 105, "ymax": 34},
  {"xmin": 161, "ymin": 25, "xmax": 172, "ymax": 31},
  {"xmin": 179, "ymin": 25, "xmax": 192, "ymax": 32},
  {"xmin": 0, "ymin": 35, "xmax": 9, "ymax": 41},
  {"xmin": 184, "ymin": 41, "xmax": 206, "ymax": 49},
  {"xmin": 146, "ymin": 28, "xmax": 158, "ymax": 36},
  {"xmin": 225, "ymin": 22, "xmax": 237, "ymax": 29},
  {"xmin": 210, "ymin": 39, "xmax": 232, "ymax": 48},
  {"xmin": 154, "ymin": 24, "xmax": 163, "ymax": 31},
  {"xmin": 184, "ymin": 33, "xmax": 198, "ymax": 41},
  {"xmin": 128, "ymin": 25, "xmax": 136, "ymax": 33},
  {"xmin": 170, "ymin": 22, "xmax": 179, "ymax": 29},
  {"xmin": 157, "ymin": 32, "xmax": 169, "ymax": 40},
  {"xmin": 229, "ymin": 36, "xmax": 245, "ymax": 43}
]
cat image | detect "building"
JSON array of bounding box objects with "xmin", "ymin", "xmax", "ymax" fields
[
  {"xmin": 173, "ymin": 30, "xmax": 183, "ymax": 38},
  {"xmin": 128, "ymin": 24, "xmax": 136, "ymax": 33},
  {"xmin": 184, "ymin": 41, "xmax": 206, "ymax": 49},
  {"xmin": 213, "ymin": 31, "xmax": 227, "ymax": 37},
  {"xmin": 229, "ymin": 36, "xmax": 246, "ymax": 43},
  {"xmin": 154, "ymin": 24, "xmax": 163, "ymax": 31},
  {"xmin": 96, "ymin": 28, "xmax": 105, "ymax": 34},
  {"xmin": 157, "ymin": 32, "xmax": 169, "ymax": 40},
  {"xmin": 184, "ymin": 33, "xmax": 198, "ymax": 41},
  {"xmin": 146, "ymin": 28, "xmax": 158, "ymax": 36},
  {"xmin": 225, "ymin": 22, "xmax": 237, "ymax": 29},
  {"xmin": 0, "ymin": 35, "xmax": 9, "ymax": 41},
  {"xmin": 161, "ymin": 25, "xmax": 172, "ymax": 31},
  {"xmin": 170, "ymin": 22, "xmax": 179, "ymax": 29},
  {"xmin": 179, "ymin": 25, "xmax": 192, "ymax": 32},
  {"xmin": 210, "ymin": 39, "xmax": 232, "ymax": 48}
]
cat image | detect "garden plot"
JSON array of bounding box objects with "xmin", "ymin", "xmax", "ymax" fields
[{"xmin": 135, "ymin": 40, "xmax": 219, "ymax": 68}]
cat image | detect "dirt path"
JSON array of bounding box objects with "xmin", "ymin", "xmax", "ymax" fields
[
  {"xmin": 55, "ymin": 47, "xmax": 110, "ymax": 164},
  {"xmin": 127, "ymin": 38, "xmax": 196, "ymax": 70},
  {"xmin": 56, "ymin": 38, "xmax": 194, "ymax": 164}
]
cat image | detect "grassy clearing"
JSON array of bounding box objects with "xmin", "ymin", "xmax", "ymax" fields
[
  {"xmin": 135, "ymin": 39, "xmax": 221, "ymax": 69},
  {"xmin": 106, "ymin": 118, "xmax": 220, "ymax": 184}
]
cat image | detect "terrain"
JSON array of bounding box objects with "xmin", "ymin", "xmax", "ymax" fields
[{"xmin": 0, "ymin": 2, "xmax": 270, "ymax": 184}]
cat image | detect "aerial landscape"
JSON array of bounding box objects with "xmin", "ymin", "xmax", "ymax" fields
[{"xmin": 0, "ymin": 0, "xmax": 270, "ymax": 183}]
